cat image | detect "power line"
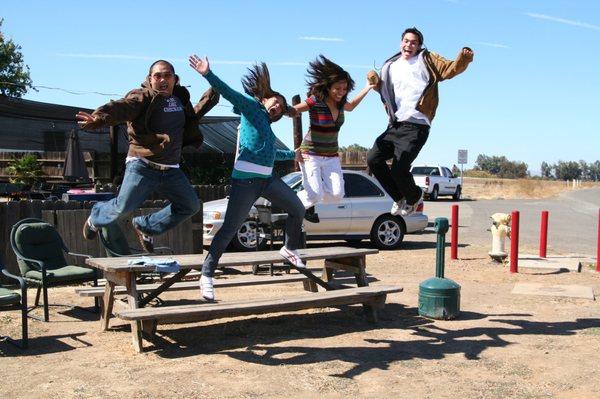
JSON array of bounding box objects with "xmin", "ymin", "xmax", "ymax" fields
[{"xmin": 0, "ymin": 81, "xmax": 233, "ymax": 108}]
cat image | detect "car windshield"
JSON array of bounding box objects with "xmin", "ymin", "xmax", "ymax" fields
[{"xmin": 412, "ymin": 167, "xmax": 438, "ymax": 176}]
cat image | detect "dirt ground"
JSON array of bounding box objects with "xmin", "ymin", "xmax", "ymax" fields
[{"xmin": 1, "ymin": 234, "xmax": 599, "ymax": 399}]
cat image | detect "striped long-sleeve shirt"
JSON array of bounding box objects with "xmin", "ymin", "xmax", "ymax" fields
[{"xmin": 299, "ymin": 95, "xmax": 345, "ymax": 157}]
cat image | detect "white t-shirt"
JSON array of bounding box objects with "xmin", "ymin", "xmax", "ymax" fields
[{"xmin": 389, "ymin": 51, "xmax": 431, "ymax": 125}]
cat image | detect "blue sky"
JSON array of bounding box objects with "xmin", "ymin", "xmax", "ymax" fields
[{"xmin": 3, "ymin": 0, "xmax": 599, "ymax": 174}]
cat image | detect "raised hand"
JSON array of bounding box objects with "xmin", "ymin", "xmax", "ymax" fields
[
  {"xmin": 189, "ymin": 54, "xmax": 210, "ymax": 76},
  {"xmin": 76, "ymin": 111, "xmax": 100, "ymax": 129},
  {"xmin": 462, "ymin": 47, "xmax": 474, "ymax": 60}
]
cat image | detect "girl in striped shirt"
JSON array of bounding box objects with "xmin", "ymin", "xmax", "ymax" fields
[{"xmin": 290, "ymin": 55, "xmax": 376, "ymax": 222}]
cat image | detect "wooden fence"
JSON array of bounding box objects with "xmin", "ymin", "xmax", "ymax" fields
[{"xmin": 0, "ymin": 199, "xmax": 203, "ymax": 279}]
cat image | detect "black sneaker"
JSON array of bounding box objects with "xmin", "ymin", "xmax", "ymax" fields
[
  {"xmin": 304, "ymin": 206, "xmax": 320, "ymax": 223},
  {"xmin": 82, "ymin": 217, "xmax": 98, "ymax": 240},
  {"xmin": 134, "ymin": 224, "xmax": 154, "ymax": 253}
]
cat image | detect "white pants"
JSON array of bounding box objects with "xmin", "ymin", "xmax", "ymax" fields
[{"xmin": 297, "ymin": 155, "xmax": 345, "ymax": 208}]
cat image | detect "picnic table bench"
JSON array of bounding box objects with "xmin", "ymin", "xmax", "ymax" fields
[{"xmin": 85, "ymin": 246, "xmax": 402, "ymax": 352}]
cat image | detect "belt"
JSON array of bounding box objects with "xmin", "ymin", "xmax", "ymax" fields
[{"xmin": 143, "ymin": 160, "xmax": 172, "ymax": 171}]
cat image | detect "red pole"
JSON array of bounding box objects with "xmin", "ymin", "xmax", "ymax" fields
[
  {"xmin": 451, "ymin": 205, "xmax": 458, "ymax": 260},
  {"xmin": 539, "ymin": 210, "xmax": 549, "ymax": 258},
  {"xmin": 510, "ymin": 210, "xmax": 520, "ymax": 273},
  {"xmin": 596, "ymin": 209, "xmax": 600, "ymax": 272}
]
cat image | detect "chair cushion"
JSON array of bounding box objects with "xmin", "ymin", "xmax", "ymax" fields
[
  {"xmin": 15, "ymin": 222, "xmax": 67, "ymax": 275},
  {"xmin": 0, "ymin": 287, "xmax": 21, "ymax": 307},
  {"xmin": 24, "ymin": 265, "xmax": 95, "ymax": 284}
]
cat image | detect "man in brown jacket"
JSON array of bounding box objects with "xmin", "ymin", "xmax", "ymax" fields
[
  {"xmin": 76, "ymin": 60, "xmax": 219, "ymax": 251},
  {"xmin": 367, "ymin": 27, "xmax": 473, "ymax": 216}
]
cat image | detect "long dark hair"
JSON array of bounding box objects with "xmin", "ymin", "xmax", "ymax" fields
[
  {"xmin": 241, "ymin": 62, "xmax": 287, "ymax": 121},
  {"xmin": 306, "ymin": 55, "xmax": 355, "ymax": 107}
]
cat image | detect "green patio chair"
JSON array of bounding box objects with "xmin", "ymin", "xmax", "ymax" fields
[
  {"xmin": 0, "ymin": 261, "xmax": 28, "ymax": 349},
  {"xmin": 10, "ymin": 218, "xmax": 99, "ymax": 322}
]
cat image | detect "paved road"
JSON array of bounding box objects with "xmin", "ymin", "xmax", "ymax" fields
[{"xmin": 422, "ymin": 187, "xmax": 600, "ymax": 256}]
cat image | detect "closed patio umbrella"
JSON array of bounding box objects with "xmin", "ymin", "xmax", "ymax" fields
[{"xmin": 63, "ymin": 129, "xmax": 90, "ymax": 181}]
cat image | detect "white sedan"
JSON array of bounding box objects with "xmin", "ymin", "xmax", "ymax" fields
[{"xmin": 203, "ymin": 170, "xmax": 428, "ymax": 250}]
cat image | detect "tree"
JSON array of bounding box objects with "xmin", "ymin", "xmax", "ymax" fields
[
  {"xmin": 0, "ymin": 19, "xmax": 33, "ymax": 97},
  {"xmin": 474, "ymin": 154, "xmax": 528, "ymax": 178},
  {"xmin": 339, "ymin": 143, "xmax": 369, "ymax": 152},
  {"xmin": 540, "ymin": 161, "xmax": 553, "ymax": 179},
  {"xmin": 554, "ymin": 160, "xmax": 581, "ymax": 181}
]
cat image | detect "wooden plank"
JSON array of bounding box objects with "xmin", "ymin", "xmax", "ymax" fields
[
  {"xmin": 75, "ymin": 273, "xmax": 317, "ymax": 297},
  {"xmin": 117, "ymin": 285, "xmax": 403, "ymax": 324},
  {"xmin": 86, "ymin": 246, "xmax": 378, "ymax": 273}
]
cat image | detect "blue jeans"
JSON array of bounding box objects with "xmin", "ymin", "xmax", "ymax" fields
[
  {"xmin": 202, "ymin": 176, "xmax": 305, "ymax": 277},
  {"xmin": 90, "ymin": 159, "xmax": 200, "ymax": 236}
]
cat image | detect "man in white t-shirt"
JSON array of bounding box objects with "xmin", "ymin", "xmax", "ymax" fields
[{"xmin": 367, "ymin": 27, "xmax": 474, "ymax": 215}]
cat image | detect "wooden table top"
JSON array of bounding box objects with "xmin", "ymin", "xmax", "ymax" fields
[{"xmin": 85, "ymin": 246, "xmax": 378, "ymax": 272}]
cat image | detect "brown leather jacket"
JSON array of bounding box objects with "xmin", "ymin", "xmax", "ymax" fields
[
  {"xmin": 379, "ymin": 48, "xmax": 473, "ymax": 122},
  {"xmin": 87, "ymin": 82, "xmax": 219, "ymax": 158}
]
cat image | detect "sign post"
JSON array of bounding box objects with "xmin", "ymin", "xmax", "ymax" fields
[{"xmin": 457, "ymin": 149, "xmax": 468, "ymax": 184}]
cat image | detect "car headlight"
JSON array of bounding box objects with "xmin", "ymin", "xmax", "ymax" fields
[{"xmin": 203, "ymin": 211, "xmax": 222, "ymax": 220}]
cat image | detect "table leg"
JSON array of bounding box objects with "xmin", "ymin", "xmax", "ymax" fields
[
  {"xmin": 100, "ymin": 281, "xmax": 115, "ymax": 331},
  {"xmin": 125, "ymin": 273, "xmax": 143, "ymax": 353}
]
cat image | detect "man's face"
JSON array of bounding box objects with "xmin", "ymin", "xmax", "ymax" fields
[
  {"xmin": 400, "ymin": 33, "xmax": 421, "ymax": 59},
  {"xmin": 149, "ymin": 63, "xmax": 176, "ymax": 96}
]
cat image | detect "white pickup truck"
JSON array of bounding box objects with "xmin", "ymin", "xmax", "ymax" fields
[{"xmin": 410, "ymin": 165, "xmax": 462, "ymax": 200}]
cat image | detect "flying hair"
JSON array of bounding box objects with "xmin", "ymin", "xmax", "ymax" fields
[{"xmin": 306, "ymin": 55, "xmax": 355, "ymax": 107}]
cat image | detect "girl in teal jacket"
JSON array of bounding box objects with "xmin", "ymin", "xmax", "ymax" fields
[{"xmin": 189, "ymin": 55, "xmax": 306, "ymax": 301}]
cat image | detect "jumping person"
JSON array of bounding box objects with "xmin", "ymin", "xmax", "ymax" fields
[
  {"xmin": 291, "ymin": 55, "xmax": 376, "ymax": 222},
  {"xmin": 77, "ymin": 60, "xmax": 219, "ymax": 252},
  {"xmin": 367, "ymin": 27, "xmax": 474, "ymax": 216},
  {"xmin": 189, "ymin": 54, "xmax": 305, "ymax": 301}
]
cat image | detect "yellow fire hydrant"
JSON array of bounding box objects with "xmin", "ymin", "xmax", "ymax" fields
[{"xmin": 489, "ymin": 213, "xmax": 511, "ymax": 262}]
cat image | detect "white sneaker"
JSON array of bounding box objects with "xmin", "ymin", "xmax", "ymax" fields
[
  {"xmin": 391, "ymin": 199, "xmax": 405, "ymax": 216},
  {"xmin": 200, "ymin": 275, "xmax": 215, "ymax": 301},
  {"xmin": 400, "ymin": 192, "xmax": 424, "ymax": 216},
  {"xmin": 279, "ymin": 246, "xmax": 306, "ymax": 268}
]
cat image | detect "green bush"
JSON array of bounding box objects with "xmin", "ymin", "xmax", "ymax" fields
[{"xmin": 6, "ymin": 154, "xmax": 45, "ymax": 185}]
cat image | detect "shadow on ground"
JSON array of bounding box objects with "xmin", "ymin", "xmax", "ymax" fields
[{"xmin": 123, "ymin": 304, "xmax": 600, "ymax": 379}]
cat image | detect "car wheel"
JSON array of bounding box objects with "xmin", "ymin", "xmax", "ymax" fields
[
  {"xmin": 230, "ymin": 220, "xmax": 267, "ymax": 251},
  {"xmin": 453, "ymin": 185, "xmax": 462, "ymax": 201},
  {"xmin": 429, "ymin": 185, "xmax": 439, "ymax": 201},
  {"xmin": 370, "ymin": 215, "xmax": 405, "ymax": 250}
]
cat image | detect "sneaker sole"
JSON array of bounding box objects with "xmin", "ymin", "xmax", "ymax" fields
[{"xmin": 134, "ymin": 227, "xmax": 154, "ymax": 253}]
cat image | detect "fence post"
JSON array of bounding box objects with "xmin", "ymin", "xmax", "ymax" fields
[
  {"xmin": 596, "ymin": 209, "xmax": 600, "ymax": 273},
  {"xmin": 539, "ymin": 210, "xmax": 548, "ymax": 258},
  {"xmin": 451, "ymin": 204, "xmax": 458, "ymax": 260},
  {"xmin": 510, "ymin": 210, "xmax": 520, "ymax": 273}
]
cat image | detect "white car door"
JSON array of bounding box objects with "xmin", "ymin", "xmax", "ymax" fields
[
  {"xmin": 442, "ymin": 167, "xmax": 457, "ymax": 194},
  {"xmin": 291, "ymin": 178, "xmax": 351, "ymax": 235},
  {"xmin": 344, "ymin": 173, "xmax": 387, "ymax": 234}
]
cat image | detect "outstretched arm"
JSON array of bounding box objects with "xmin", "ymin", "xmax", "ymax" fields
[
  {"xmin": 344, "ymin": 77, "xmax": 376, "ymax": 111},
  {"xmin": 189, "ymin": 54, "xmax": 257, "ymax": 115},
  {"xmin": 76, "ymin": 90, "xmax": 147, "ymax": 130},
  {"xmin": 431, "ymin": 47, "xmax": 474, "ymax": 81}
]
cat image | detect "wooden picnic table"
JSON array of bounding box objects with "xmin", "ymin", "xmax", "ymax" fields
[{"xmin": 85, "ymin": 246, "xmax": 400, "ymax": 352}]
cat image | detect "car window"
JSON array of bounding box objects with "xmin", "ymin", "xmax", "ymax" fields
[
  {"xmin": 283, "ymin": 173, "xmax": 302, "ymax": 187},
  {"xmin": 412, "ymin": 166, "xmax": 437, "ymax": 175},
  {"xmin": 344, "ymin": 173, "xmax": 384, "ymax": 197}
]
